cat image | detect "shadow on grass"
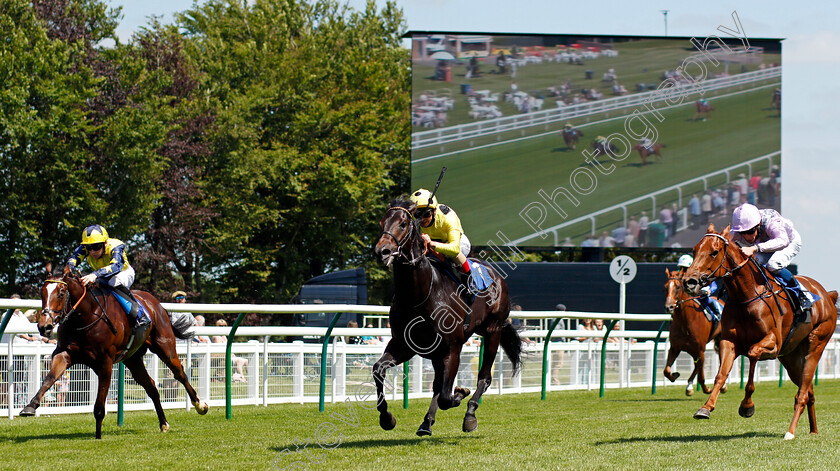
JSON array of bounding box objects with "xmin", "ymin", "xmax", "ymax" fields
[
  {"xmin": 604, "ymin": 398, "xmax": 693, "ymax": 403},
  {"xmin": 595, "ymin": 431, "xmax": 777, "ymax": 445},
  {"xmin": 2, "ymin": 427, "xmax": 141, "ymax": 442},
  {"xmin": 269, "ymin": 434, "xmax": 482, "ymax": 451}
]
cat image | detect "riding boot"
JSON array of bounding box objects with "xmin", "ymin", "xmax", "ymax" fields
[{"xmin": 112, "ymin": 285, "xmax": 151, "ymax": 327}]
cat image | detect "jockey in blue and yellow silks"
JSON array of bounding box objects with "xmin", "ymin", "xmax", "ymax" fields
[
  {"xmin": 67, "ymin": 225, "xmax": 150, "ymax": 327},
  {"xmin": 409, "ymin": 189, "xmax": 472, "ymax": 286}
]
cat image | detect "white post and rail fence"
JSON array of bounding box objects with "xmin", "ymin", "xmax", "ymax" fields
[{"xmin": 2, "ymin": 297, "xmax": 838, "ymax": 423}]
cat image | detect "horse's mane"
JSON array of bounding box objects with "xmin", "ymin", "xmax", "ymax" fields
[{"xmin": 389, "ymin": 198, "xmax": 414, "ymax": 210}]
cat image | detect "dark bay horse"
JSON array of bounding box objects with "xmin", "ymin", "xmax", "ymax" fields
[
  {"xmin": 683, "ymin": 225, "xmax": 838, "ymax": 440},
  {"xmin": 663, "ymin": 268, "xmax": 726, "ymax": 396},
  {"xmin": 21, "ymin": 265, "xmax": 208, "ymax": 438},
  {"xmin": 373, "ymin": 200, "xmax": 522, "ymax": 436},
  {"xmin": 694, "ymin": 101, "xmax": 713, "ymax": 121},
  {"xmin": 633, "ymin": 143, "xmax": 665, "ymax": 165},
  {"xmin": 562, "ymin": 128, "xmax": 583, "ymax": 150},
  {"xmin": 771, "ymin": 90, "xmax": 781, "ymax": 113},
  {"xmin": 591, "ymin": 139, "xmax": 619, "ymax": 158}
]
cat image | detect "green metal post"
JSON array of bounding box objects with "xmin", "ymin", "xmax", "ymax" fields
[
  {"xmin": 403, "ymin": 362, "xmax": 409, "ymax": 409},
  {"xmin": 779, "ymin": 361, "xmax": 784, "ymax": 387},
  {"xmin": 599, "ymin": 320, "xmax": 618, "ymax": 398},
  {"xmin": 225, "ymin": 313, "xmax": 246, "ymax": 420},
  {"xmin": 740, "ymin": 356, "xmax": 745, "ymax": 389},
  {"xmin": 815, "ymin": 366, "xmax": 819, "ymax": 386},
  {"xmin": 478, "ymin": 340, "xmax": 485, "ymax": 404},
  {"xmin": 118, "ymin": 363, "xmax": 125, "ymax": 426},
  {"xmin": 541, "ymin": 318, "xmax": 564, "ymax": 400},
  {"xmin": 0, "ymin": 309, "xmax": 13, "ymax": 341},
  {"xmin": 651, "ymin": 321, "xmax": 668, "ymax": 395},
  {"xmin": 319, "ymin": 313, "xmax": 343, "ymax": 412}
]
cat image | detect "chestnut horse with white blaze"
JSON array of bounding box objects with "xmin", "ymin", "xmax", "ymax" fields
[
  {"xmin": 663, "ymin": 268, "xmax": 726, "ymax": 396},
  {"xmin": 683, "ymin": 225, "xmax": 838, "ymax": 440},
  {"xmin": 20, "ymin": 265, "xmax": 208, "ymax": 439}
]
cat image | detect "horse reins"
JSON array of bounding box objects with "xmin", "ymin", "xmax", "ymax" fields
[
  {"xmin": 379, "ymin": 206, "xmax": 428, "ymax": 266},
  {"xmin": 44, "ymin": 279, "xmax": 86, "ymax": 324},
  {"xmin": 667, "ymin": 275, "xmax": 704, "ymax": 310},
  {"xmin": 44, "ymin": 278, "xmax": 116, "ymax": 332},
  {"xmin": 698, "ymin": 233, "xmax": 789, "ymax": 330},
  {"xmin": 697, "ymin": 233, "xmax": 752, "ymax": 285}
]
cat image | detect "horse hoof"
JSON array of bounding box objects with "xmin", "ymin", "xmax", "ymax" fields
[
  {"xmin": 694, "ymin": 408, "xmax": 711, "ymax": 419},
  {"xmin": 463, "ymin": 415, "xmax": 478, "ymax": 433},
  {"xmin": 380, "ymin": 412, "xmax": 396, "ymax": 431},
  {"xmin": 721, "ymin": 385, "xmax": 728, "ymax": 394},
  {"xmin": 738, "ymin": 405, "xmax": 755, "ymax": 418},
  {"xmin": 454, "ymin": 386, "xmax": 471, "ymax": 399},
  {"xmin": 19, "ymin": 406, "xmax": 36, "ymax": 417},
  {"xmin": 701, "ymin": 386, "xmax": 712, "ymax": 394},
  {"xmin": 784, "ymin": 432, "xmax": 795, "ymax": 440},
  {"xmin": 193, "ymin": 401, "xmax": 209, "ymax": 415},
  {"xmin": 161, "ymin": 423, "xmax": 170, "ymax": 433},
  {"xmin": 685, "ymin": 387, "xmax": 694, "ymax": 397},
  {"xmin": 416, "ymin": 426, "xmax": 432, "ymax": 437},
  {"xmin": 666, "ymin": 372, "xmax": 679, "ymax": 383}
]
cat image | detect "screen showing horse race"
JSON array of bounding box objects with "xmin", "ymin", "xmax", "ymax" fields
[{"xmin": 409, "ymin": 33, "xmax": 782, "ymax": 249}]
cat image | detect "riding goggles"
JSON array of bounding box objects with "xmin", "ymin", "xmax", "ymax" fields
[{"xmin": 414, "ymin": 208, "xmax": 434, "ymax": 219}]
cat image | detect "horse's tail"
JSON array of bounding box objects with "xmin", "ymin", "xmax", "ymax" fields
[
  {"xmin": 500, "ymin": 322, "xmax": 523, "ymax": 375},
  {"xmin": 829, "ymin": 290, "xmax": 839, "ymax": 315}
]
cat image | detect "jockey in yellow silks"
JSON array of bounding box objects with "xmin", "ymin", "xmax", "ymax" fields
[
  {"xmin": 409, "ymin": 189, "xmax": 472, "ymax": 285},
  {"xmin": 67, "ymin": 225, "xmax": 150, "ymax": 327}
]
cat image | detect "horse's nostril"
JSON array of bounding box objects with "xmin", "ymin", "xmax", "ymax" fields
[{"xmin": 380, "ymin": 249, "xmax": 391, "ymax": 257}]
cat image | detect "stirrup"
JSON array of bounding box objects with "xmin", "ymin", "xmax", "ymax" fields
[{"xmin": 798, "ymin": 292, "xmax": 812, "ymax": 311}]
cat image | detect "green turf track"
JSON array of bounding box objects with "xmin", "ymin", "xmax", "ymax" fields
[
  {"xmin": 3, "ymin": 380, "xmax": 840, "ymax": 470},
  {"xmin": 412, "ymin": 84, "xmax": 780, "ymax": 246},
  {"xmin": 412, "ymin": 38, "xmax": 780, "ymax": 130}
]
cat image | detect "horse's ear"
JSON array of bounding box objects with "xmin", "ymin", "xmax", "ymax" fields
[
  {"xmin": 722, "ymin": 225, "xmax": 731, "ymax": 238},
  {"xmin": 63, "ymin": 265, "xmax": 72, "ymax": 276},
  {"xmin": 45, "ymin": 262, "xmax": 53, "ymax": 278},
  {"xmin": 408, "ymin": 202, "xmax": 417, "ymax": 214},
  {"xmin": 706, "ymin": 223, "xmax": 716, "ymax": 233},
  {"xmin": 665, "ymin": 268, "xmax": 670, "ymax": 276}
]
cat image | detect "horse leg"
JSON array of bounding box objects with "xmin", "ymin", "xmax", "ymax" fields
[
  {"xmin": 372, "ymin": 344, "xmax": 413, "ymax": 431},
  {"xmin": 662, "ymin": 345, "xmax": 681, "ymax": 383},
  {"xmin": 780, "ymin": 336, "xmax": 827, "ymax": 439},
  {"xmin": 738, "ymin": 357, "xmax": 758, "ymax": 418},
  {"xmin": 694, "ymin": 350, "xmax": 711, "ymax": 394},
  {"xmin": 123, "ymin": 354, "xmax": 170, "ymax": 433},
  {"xmin": 684, "ymin": 356, "xmax": 700, "ymax": 397},
  {"xmin": 695, "ymin": 339, "xmax": 736, "ymax": 419},
  {"xmin": 93, "ymin": 362, "xmax": 114, "ymax": 439},
  {"xmin": 436, "ymin": 346, "xmax": 468, "ymax": 411},
  {"xmin": 747, "ymin": 331, "xmax": 779, "ymax": 360},
  {"xmin": 417, "ymin": 358, "xmax": 444, "ymax": 437},
  {"xmin": 463, "ymin": 332, "xmax": 501, "ymax": 433},
  {"xmin": 20, "ymin": 351, "xmax": 72, "ymax": 416},
  {"xmin": 148, "ymin": 341, "xmax": 208, "ymax": 415}
]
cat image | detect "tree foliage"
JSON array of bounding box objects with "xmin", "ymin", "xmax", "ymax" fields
[{"xmin": 0, "ymin": 0, "xmax": 409, "ymax": 304}]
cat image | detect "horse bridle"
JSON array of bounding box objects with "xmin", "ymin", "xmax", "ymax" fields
[
  {"xmin": 696, "ymin": 233, "xmax": 750, "ymax": 286},
  {"xmin": 43, "ymin": 279, "xmax": 86, "ymax": 325},
  {"xmin": 667, "ymin": 274, "xmax": 703, "ymax": 309},
  {"xmin": 379, "ymin": 206, "xmax": 427, "ymax": 266}
]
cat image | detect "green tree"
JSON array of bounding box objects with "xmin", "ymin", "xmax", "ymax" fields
[
  {"xmin": 0, "ymin": 0, "xmax": 168, "ymax": 295},
  {"xmin": 178, "ymin": 0, "xmax": 410, "ymax": 302}
]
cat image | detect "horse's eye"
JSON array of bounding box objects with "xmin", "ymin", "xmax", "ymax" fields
[
  {"xmin": 399, "ymin": 222, "xmax": 407, "ymax": 229},
  {"xmin": 711, "ymin": 250, "xmax": 719, "ymax": 257}
]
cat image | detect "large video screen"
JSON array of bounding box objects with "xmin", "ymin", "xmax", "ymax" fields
[{"xmin": 410, "ymin": 33, "xmax": 781, "ymax": 249}]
